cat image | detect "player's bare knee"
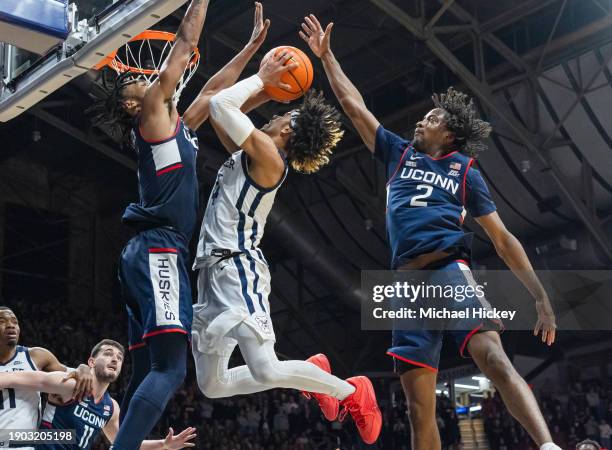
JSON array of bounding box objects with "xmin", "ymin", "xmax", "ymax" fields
[
  {"xmin": 406, "ymin": 396, "xmax": 436, "ymax": 424},
  {"xmin": 483, "ymin": 350, "xmax": 515, "ymax": 386}
]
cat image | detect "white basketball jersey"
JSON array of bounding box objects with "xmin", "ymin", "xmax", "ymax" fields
[
  {"xmin": 194, "ymin": 150, "xmax": 287, "ymax": 268},
  {"xmin": 0, "ymin": 346, "xmax": 41, "ymax": 449}
]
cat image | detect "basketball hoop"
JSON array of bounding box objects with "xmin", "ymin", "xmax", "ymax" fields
[{"xmin": 94, "ymin": 30, "xmax": 201, "ymax": 102}]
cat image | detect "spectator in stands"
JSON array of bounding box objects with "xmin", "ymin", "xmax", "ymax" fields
[
  {"xmin": 586, "ymin": 416, "xmax": 600, "ymax": 441},
  {"xmin": 599, "ymin": 419, "xmax": 612, "ymax": 449}
]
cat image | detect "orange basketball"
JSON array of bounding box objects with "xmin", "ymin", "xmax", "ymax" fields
[{"xmin": 260, "ymin": 46, "xmax": 313, "ymax": 102}]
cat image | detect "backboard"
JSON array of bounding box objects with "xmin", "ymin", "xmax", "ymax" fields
[{"xmin": 0, "ymin": 0, "xmax": 189, "ymax": 122}]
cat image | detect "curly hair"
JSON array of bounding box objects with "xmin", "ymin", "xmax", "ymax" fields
[
  {"xmin": 432, "ymin": 87, "xmax": 492, "ymax": 157},
  {"xmin": 287, "ymin": 90, "xmax": 344, "ymax": 174},
  {"xmin": 86, "ymin": 70, "xmax": 140, "ymax": 149}
]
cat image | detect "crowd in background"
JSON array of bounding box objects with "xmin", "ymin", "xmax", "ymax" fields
[
  {"xmin": 9, "ymin": 298, "xmax": 611, "ymax": 449},
  {"xmin": 483, "ymin": 379, "xmax": 612, "ymax": 450}
]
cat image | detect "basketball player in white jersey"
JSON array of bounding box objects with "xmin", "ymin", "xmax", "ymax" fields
[
  {"xmin": 0, "ymin": 307, "xmax": 93, "ymax": 448},
  {"xmin": 190, "ymin": 53, "xmax": 382, "ymax": 445},
  {"xmin": 0, "ymin": 339, "xmax": 196, "ymax": 450}
]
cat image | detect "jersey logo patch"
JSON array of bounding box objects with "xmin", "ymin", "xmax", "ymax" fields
[
  {"xmin": 448, "ymin": 170, "xmax": 460, "ymax": 177},
  {"xmin": 450, "ymin": 162, "xmax": 462, "ymax": 170},
  {"xmin": 405, "ymin": 161, "xmax": 417, "ymax": 167},
  {"xmin": 409, "ymin": 154, "xmax": 423, "ymax": 160}
]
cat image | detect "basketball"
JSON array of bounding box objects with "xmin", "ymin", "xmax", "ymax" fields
[{"xmin": 260, "ymin": 46, "xmax": 313, "ymax": 102}]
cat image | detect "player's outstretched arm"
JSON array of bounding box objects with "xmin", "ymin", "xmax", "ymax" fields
[
  {"xmin": 209, "ymin": 52, "xmax": 296, "ymax": 187},
  {"xmin": 183, "ymin": 2, "xmax": 270, "ymax": 130},
  {"xmin": 29, "ymin": 347, "xmax": 93, "ymax": 400},
  {"xmin": 475, "ymin": 211, "xmax": 557, "ymax": 346},
  {"xmin": 300, "ymin": 14, "xmax": 380, "ymax": 152},
  {"xmin": 104, "ymin": 401, "xmax": 197, "ymax": 450},
  {"xmin": 142, "ymin": 0, "xmax": 209, "ymax": 131},
  {"xmin": 0, "ymin": 371, "xmax": 75, "ymax": 401}
]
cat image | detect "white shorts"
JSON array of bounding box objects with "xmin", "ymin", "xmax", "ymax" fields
[{"xmin": 192, "ymin": 253, "xmax": 275, "ymax": 356}]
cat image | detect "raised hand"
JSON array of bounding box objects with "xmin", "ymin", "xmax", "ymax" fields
[
  {"xmin": 247, "ymin": 2, "xmax": 270, "ymax": 49},
  {"xmin": 299, "ymin": 14, "xmax": 333, "ymax": 58},
  {"xmin": 257, "ymin": 51, "xmax": 298, "ymax": 90}
]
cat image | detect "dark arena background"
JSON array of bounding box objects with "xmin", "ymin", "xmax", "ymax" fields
[{"xmin": 1, "ymin": 0, "xmax": 612, "ymax": 449}]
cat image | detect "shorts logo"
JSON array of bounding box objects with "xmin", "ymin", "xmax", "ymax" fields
[
  {"xmin": 149, "ymin": 249, "xmax": 181, "ymax": 327},
  {"xmin": 157, "ymin": 257, "xmax": 176, "ymax": 321},
  {"xmin": 254, "ymin": 315, "xmax": 272, "ymax": 335}
]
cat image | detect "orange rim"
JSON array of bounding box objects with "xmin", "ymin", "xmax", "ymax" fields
[{"xmin": 93, "ymin": 30, "xmax": 200, "ymax": 73}]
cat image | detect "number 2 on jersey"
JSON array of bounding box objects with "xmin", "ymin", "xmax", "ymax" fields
[{"xmin": 410, "ymin": 184, "xmax": 433, "ymax": 207}]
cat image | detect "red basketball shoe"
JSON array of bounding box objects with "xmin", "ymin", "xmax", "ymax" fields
[{"xmin": 338, "ymin": 376, "xmax": 382, "ymax": 444}]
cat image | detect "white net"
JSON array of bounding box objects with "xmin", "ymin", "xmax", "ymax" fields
[{"xmin": 105, "ymin": 31, "xmax": 200, "ymax": 103}]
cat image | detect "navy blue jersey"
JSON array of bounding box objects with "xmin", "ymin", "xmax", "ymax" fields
[
  {"xmin": 122, "ymin": 116, "xmax": 199, "ymax": 240},
  {"xmin": 375, "ymin": 126, "xmax": 496, "ymax": 268},
  {"xmin": 39, "ymin": 393, "xmax": 113, "ymax": 450}
]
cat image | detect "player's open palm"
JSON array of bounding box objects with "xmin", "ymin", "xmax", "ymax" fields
[
  {"xmin": 257, "ymin": 51, "xmax": 297, "ymax": 90},
  {"xmin": 163, "ymin": 427, "xmax": 197, "ymax": 449},
  {"xmin": 300, "ymin": 14, "xmax": 333, "ymax": 58},
  {"xmin": 534, "ymin": 297, "xmax": 557, "ymax": 346},
  {"xmin": 247, "ymin": 2, "xmax": 270, "ymax": 49}
]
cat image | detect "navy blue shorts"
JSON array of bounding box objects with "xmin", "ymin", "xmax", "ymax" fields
[
  {"xmin": 119, "ymin": 228, "xmax": 193, "ymax": 349},
  {"xmin": 387, "ymin": 259, "xmax": 503, "ymax": 374}
]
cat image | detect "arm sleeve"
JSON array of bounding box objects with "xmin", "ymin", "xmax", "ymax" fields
[
  {"xmin": 209, "ymin": 74, "xmax": 263, "ymax": 146},
  {"xmin": 373, "ymin": 125, "xmax": 409, "ymax": 168},
  {"xmin": 465, "ymin": 167, "xmax": 497, "ymax": 217}
]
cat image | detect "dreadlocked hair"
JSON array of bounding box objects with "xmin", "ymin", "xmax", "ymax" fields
[
  {"xmin": 287, "ymin": 90, "xmax": 344, "ymax": 174},
  {"xmin": 432, "ymin": 87, "xmax": 492, "ymax": 157},
  {"xmin": 86, "ymin": 70, "xmax": 140, "ymax": 150}
]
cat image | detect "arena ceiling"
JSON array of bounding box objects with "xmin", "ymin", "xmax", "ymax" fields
[{"xmin": 1, "ymin": 0, "xmax": 611, "ymax": 374}]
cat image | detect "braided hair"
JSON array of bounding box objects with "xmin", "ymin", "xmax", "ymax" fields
[
  {"xmin": 287, "ymin": 90, "xmax": 344, "ymax": 174},
  {"xmin": 432, "ymin": 87, "xmax": 492, "ymax": 157},
  {"xmin": 86, "ymin": 71, "xmax": 141, "ymax": 149}
]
